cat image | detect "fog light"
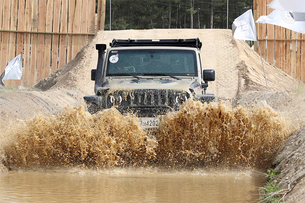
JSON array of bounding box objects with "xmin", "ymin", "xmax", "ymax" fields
[
  {"xmin": 176, "ymin": 94, "xmax": 188, "ymax": 104},
  {"xmin": 110, "ymin": 94, "xmax": 122, "ymax": 105}
]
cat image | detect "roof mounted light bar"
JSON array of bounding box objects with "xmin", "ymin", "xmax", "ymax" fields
[{"xmin": 109, "ymin": 38, "xmax": 202, "ymax": 49}]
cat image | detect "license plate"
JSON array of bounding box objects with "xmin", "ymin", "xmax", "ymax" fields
[{"xmin": 139, "ymin": 117, "xmax": 160, "ymax": 128}]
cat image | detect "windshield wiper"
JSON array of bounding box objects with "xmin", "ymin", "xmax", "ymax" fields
[
  {"xmin": 129, "ymin": 74, "xmax": 142, "ymax": 80},
  {"xmin": 143, "ymin": 73, "xmax": 181, "ymax": 80},
  {"xmin": 113, "ymin": 73, "xmax": 142, "ymax": 80}
]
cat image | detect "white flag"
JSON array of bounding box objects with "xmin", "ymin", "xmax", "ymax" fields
[
  {"xmin": 290, "ymin": 12, "xmax": 305, "ymax": 21},
  {"xmin": 268, "ymin": 0, "xmax": 305, "ymax": 21},
  {"xmin": 256, "ymin": 10, "xmax": 305, "ymax": 34},
  {"xmin": 0, "ymin": 54, "xmax": 23, "ymax": 87},
  {"xmin": 268, "ymin": 0, "xmax": 305, "ymax": 13},
  {"xmin": 232, "ymin": 9, "xmax": 258, "ymax": 41}
]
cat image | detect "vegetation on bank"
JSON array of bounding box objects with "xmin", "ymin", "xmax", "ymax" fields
[
  {"xmin": 260, "ymin": 169, "xmax": 283, "ymax": 203},
  {"xmin": 0, "ymin": 87, "xmax": 17, "ymax": 94}
]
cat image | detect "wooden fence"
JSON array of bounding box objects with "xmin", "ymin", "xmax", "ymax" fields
[
  {"xmin": 0, "ymin": 0, "xmax": 106, "ymax": 87},
  {"xmin": 254, "ymin": 0, "xmax": 305, "ymax": 83},
  {"xmin": 2, "ymin": 0, "xmax": 304, "ymax": 87}
]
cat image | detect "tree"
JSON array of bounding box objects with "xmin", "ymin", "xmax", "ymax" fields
[{"xmin": 103, "ymin": 0, "xmax": 253, "ymax": 30}]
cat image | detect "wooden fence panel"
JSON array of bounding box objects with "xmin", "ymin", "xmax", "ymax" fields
[
  {"xmin": 67, "ymin": 0, "xmax": 76, "ymax": 63},
  {"xmin": 88, "ymin": 0, "xmax": 96, "ymax": 42},
  {"xmin": 43, "ymin": 0, "xmax": 53, "ymax": 79},
  {"xmin": 266, "ymin": 0, "xmax": 275, "ymax": 66},
  {"xmin": 275, "ymin": 27, "xmax": 282, "ymax": 69},
  {"xmin": 1, "ymin": 0, "xmax": 10, "ymax": 80},
  {"xmin": 8, "ymin": 0, "xmax": 18, "ymax": 69},
  {"xmin": 58, "ymin": 0, "xmax": 68, "ymax": 71},
  {"xmin": 257, "ymin": 0, "xmax": 267, "ymax": 60},
  {"xmin": 295, "ymin": 33, "xmax": 302, "ymax": 80},
  {"xmin": 51, "ymin": 0, "xmax": 61, "ymax": 74},
  {"xmin": 24, "ymin": 0, "xmax": 31, "ymax": 87},
  {"xmin": 291, "ymin": 31, "xmax": 297, "ymax": 78},
  {"xmin": 71, "ymin": 0, "xmax": 81, "ymax": 60},
  {"xmin": 286, "ymin": 30, "xmax": 289, "ymax": 74},
  {"xmin": 16, "ymin": 0, "xmax": 25, "ymax": 88},
  {"xmin": 80, "ymin": 0, "xmax": 88, "ymax": 51},
  {"xmin": 279, "ymin": 27, "xmax": 286, "ymax": 72},
  {"xmin": 97, "ymin": 0, "xmax": 106, "ymax": 31},
  {"xmin": 5, "ymin": 0, "xmax": 15, "ymax": 87},
  {"xmin": 255, "ymin": 0, "xmax": 305, "ymax": 83},
  {"xmin": 37, "ymin": 0, "xmax": 47, "ymax": 83},
  {"xmin": 30, "ymin": 0, "xmax": 39, "ymax": 85},
  {"xmin": 97, "ymin": 0, "xmax": 102, "ymax": 31},
  {"xmin": 0, "ymin": 0, "xmax": 101, "ymax": 88},
  {"xmin": 302, "ymin": 34, "xmax": 305, "ymax": 82}
]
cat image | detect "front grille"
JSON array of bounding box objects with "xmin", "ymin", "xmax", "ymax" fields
[
  {"xmin": 129, "ymin": 89, "xmax": 172, "ymax": 106},
  {"xmin": 105, "ymin": 89, "xmax": 190, "ymax": 116}
]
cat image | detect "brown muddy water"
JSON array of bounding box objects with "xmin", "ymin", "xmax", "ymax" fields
[
  {"xmin": 0, "ymin": 169, "xmax": 264, "ymax": 203},
  {"xmin": 0, "ymin": 100, "xmax": 292, "ymax": 202}
]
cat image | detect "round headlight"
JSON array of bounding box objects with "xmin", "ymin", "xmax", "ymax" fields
[
  {"xmin": 110, "ymin": 94, "xmax": 122, "ymax": 105},
  {"xmin": 176, "ymin": 94, "xmax": 188, "ymax": 104}
]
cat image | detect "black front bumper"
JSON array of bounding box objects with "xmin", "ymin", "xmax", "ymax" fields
[{"xmin": 84, "ymin": 89, "xmax": 214, "ymax": 115}]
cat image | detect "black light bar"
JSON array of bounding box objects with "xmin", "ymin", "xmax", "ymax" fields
[{"xmin": 109, "ymin": 38, "xmax": 202, "ymax": 49}]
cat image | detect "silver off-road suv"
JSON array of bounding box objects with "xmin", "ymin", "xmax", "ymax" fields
[{"xmin": 84, "ymin": 38, "xmax": 215, "ymax": 128}]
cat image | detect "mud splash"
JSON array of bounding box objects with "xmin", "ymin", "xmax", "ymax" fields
[
  {"xmin": 1, "ymin": 107, "xmax": 155, "ymax": 170},
  {"xmin": 1, "ymin": 100, "xmax": 292, "ymax": 170},
  {"xmin": 156, "ymin": 100, "xmax": 292, "ymax": 169}
]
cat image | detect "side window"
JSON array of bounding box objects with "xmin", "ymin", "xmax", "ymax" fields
[{"xmin": 198, "ymin": 53, "xmax": 202, "ymax": 78}]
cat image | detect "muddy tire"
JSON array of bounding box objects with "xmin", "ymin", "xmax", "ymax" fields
[{"xmin": 87, "ymin": 103, "xmax": 101, "ymax": 114}]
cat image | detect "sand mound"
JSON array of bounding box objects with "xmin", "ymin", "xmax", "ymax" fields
[
  {"xmin": 31, "ymin": 29, "xmax": 305, "ymax": 126},
  {"xmin": 36, "ymin": 29, "xmax": 302, "ymax": 99},
  {"xmin": 1, "ymin": 29, "xmax": 303, "ymax": 124}
]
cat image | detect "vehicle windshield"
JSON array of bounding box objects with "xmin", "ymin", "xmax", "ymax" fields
[{"xmin": 106, "ymin": 49, "xmax": 197, "ymax": 76}]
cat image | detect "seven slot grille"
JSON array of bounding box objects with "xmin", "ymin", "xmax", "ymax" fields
[{"xmin": 106, "ymin": 89, "xmax": 190, "ymax": 107}]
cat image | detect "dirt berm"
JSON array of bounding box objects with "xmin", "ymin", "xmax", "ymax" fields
[{"xmin": 1, "ymin": 29, "xmax": 305, "ymax": 202}]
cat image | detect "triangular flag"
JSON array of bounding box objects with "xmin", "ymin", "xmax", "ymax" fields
[
  {"xmin": 232, "ymin": 9, "xmax": 258, "ymax": 41},
  {"xmin": 0, "ymin": 54, "xmax": 23, "ymax": 86}
]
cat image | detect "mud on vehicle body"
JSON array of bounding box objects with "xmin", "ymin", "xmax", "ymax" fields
[{"xmin": 84, "ymin": 38, "xmax": 215, "ymax": 128}]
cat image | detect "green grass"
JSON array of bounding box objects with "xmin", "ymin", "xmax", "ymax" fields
[
  {"xmin": 0, "ymin": 87, "xmax": 18, "ymax": 94},
  {"xmin": 296, "ymin": 84, "xmax": 305, "ymax": 95},
  {"xmin": 259, "ymin": 169, "xmax": 283, "ymax": 203},
  {"xmin": 265, "ymin": 169, "xmax": 281, "ymax": 180},
  {"xmin": 0, "ymin": 86, "xmax": 37, "ymax": 94}
]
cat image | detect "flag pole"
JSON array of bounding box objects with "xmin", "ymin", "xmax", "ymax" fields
[
  {"xmin": 20, "ymin": 52, "xmax": 23, "ymax": 88},
  {"xmin": 256, "ymin": 41, "xmax": 269, "ymax": 91}
]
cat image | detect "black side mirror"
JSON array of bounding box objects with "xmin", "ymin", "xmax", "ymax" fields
[{"xmin": 203, "ymin": 69, "xmax": 215, "ymax": 82}]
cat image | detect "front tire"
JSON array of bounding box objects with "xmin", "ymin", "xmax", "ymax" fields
[{"xmin": 87, "ymin": 103, "xmax": 101, "ymax": 114}]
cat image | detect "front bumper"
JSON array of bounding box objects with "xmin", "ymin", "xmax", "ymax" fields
[{"xmin": 84, "ymin": 89, "xmax": 215, "ymax": 116}]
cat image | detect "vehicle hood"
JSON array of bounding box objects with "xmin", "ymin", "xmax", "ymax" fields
[{"xmin": 107, "ymin": 78, "xmax": 194, "ymax": 92}]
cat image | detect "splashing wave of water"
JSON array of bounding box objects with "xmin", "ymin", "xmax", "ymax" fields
[{"xmin": 1, "ymin": 100, "xmax": 291, "ymax": 170}]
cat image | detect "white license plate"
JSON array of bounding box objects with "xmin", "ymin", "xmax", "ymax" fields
[{"xmin": 139, "ymin": 117, "xmax": 160, "ymax": 128}]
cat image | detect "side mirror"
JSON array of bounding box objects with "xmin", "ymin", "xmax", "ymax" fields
[
  {"xmin": 203, "ymin": 69, "xmax": 215, "ymax": 82},
  {"xmin": 91, "ymin": 69, "xmax": 96, "ymax": 81}
]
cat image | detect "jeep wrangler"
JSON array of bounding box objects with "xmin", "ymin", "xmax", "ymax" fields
[{"xmin": 84, "ymin": 38, "xmax": 215, "ymax": 128}]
